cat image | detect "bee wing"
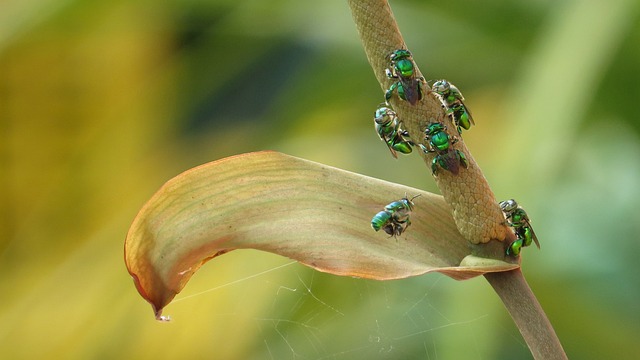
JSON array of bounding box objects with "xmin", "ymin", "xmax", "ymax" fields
[
  {"xmin": 386, "ymin": 143, "xmax": 399, "ymax": 159},
  {"xmin": 462, "ymin": 102, "xmax": 475, "ymax": 126},
  {"xmin": 401, "ymin": 78, "xmax": 422, "ymax": 106},
  {"xmin": 377, "ymin": 131, "xmax": 399, "ymax": 159},
  {"xmin": 440, "ymin": 150, "xmax": 462, "ymax": 175},
  {"xmin": 524, "ymin": 218, "xmax": 540, "ymax": 249}
]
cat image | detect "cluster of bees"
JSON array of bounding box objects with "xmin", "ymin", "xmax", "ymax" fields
[
  {"xmin": 375, "ymin": 49, "xmax": 472, "ymax": 175},
  {"xmin": 370, "ymin": 49, "xmax": 539, "ymax": 257}
]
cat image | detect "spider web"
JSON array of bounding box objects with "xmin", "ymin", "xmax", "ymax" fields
[{"xmin": 171, "ymin": 251, "xmax": 527, "ymax": 359}]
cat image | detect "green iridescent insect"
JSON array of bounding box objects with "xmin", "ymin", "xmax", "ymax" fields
[
  {"xmin": 371, "ymin": 194, "xmax": 420, "ymax": 237},
  {"xmin": 384, "ymin": 49, "xmax": 426, "ymax": 106},
  {"xmin": 374, "ymin": 104, "xmax": 413, "ymax": 158},
  {"xmin": 420, "ymin": 122, "xmax": 468, "ymax": 175},
  {"xmin": 500, "ymin": 199, "xmax": 540, "ymax": 257},
  {"xmin": 432, "ymin": 79, "xmax": 475, "ymax": 134}
]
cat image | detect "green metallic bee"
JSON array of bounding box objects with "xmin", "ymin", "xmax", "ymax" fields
[
  {"xmin": 371, "ymin": 194, "xmax": 420, "ymax": 237},
  {"xmin": 420, "ymin": 122, "xmax": 468, "ymax": 175},
  {"xmin": 385, "ymin": 49, "xmax": 426, "ymax": 106},
  {"xmin": 500, "ymin": 199, "xmax": 540, "ymax": 257},
  {"xmin": 432, "ymin": 79, "xmax": 474, "ymax": 134},
  {"xmin": 374, "ymin": 104, "xmax": 413, "ymax": 158}
]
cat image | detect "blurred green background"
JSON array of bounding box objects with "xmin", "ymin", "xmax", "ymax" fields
[{"xmin": 1, "ymin": 0, "xmax": 639, "ymax": 358}]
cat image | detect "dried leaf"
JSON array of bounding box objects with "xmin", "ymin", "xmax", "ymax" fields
[{"xmin": 125, "ymin": 151, "xmax": 518, "ymax": 318}]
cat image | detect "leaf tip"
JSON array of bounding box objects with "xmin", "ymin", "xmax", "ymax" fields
[
  {"xmin": 125, "ymin": 246, "xmax": 178, "ymax": 319},
  {"xmin": 156, "ymin": 313, "xmax": 172, "ymax": 322}
]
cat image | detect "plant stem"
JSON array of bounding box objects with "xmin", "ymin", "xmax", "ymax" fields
[
  {"xmin": 485, "ymin": 270, "xmax": 568, "ymax": 360},
  {"xmin": 347, "ymin": 0, "xmax": 567, "ymax": 358},
  {"xmin": 348, "ymin": 0, "xmax": 510, "ymax": 247}
]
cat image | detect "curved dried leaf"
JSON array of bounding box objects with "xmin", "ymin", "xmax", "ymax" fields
[{"xmin": 125, "ymin": 151, "xmax": 518, "ymax": 318}]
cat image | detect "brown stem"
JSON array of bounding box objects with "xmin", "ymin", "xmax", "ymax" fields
[
  {"xmin": 347, "ymin": 0, "xmax": 567, "ymax": 358},
  {"xmin": 485, "ymin": 270, "xmax": 568, "ymax": 360}
]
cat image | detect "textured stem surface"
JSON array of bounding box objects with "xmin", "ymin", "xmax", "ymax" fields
[{"xmin": 348, "ymin": 0, "xmax": 509, "ymax": 246}]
